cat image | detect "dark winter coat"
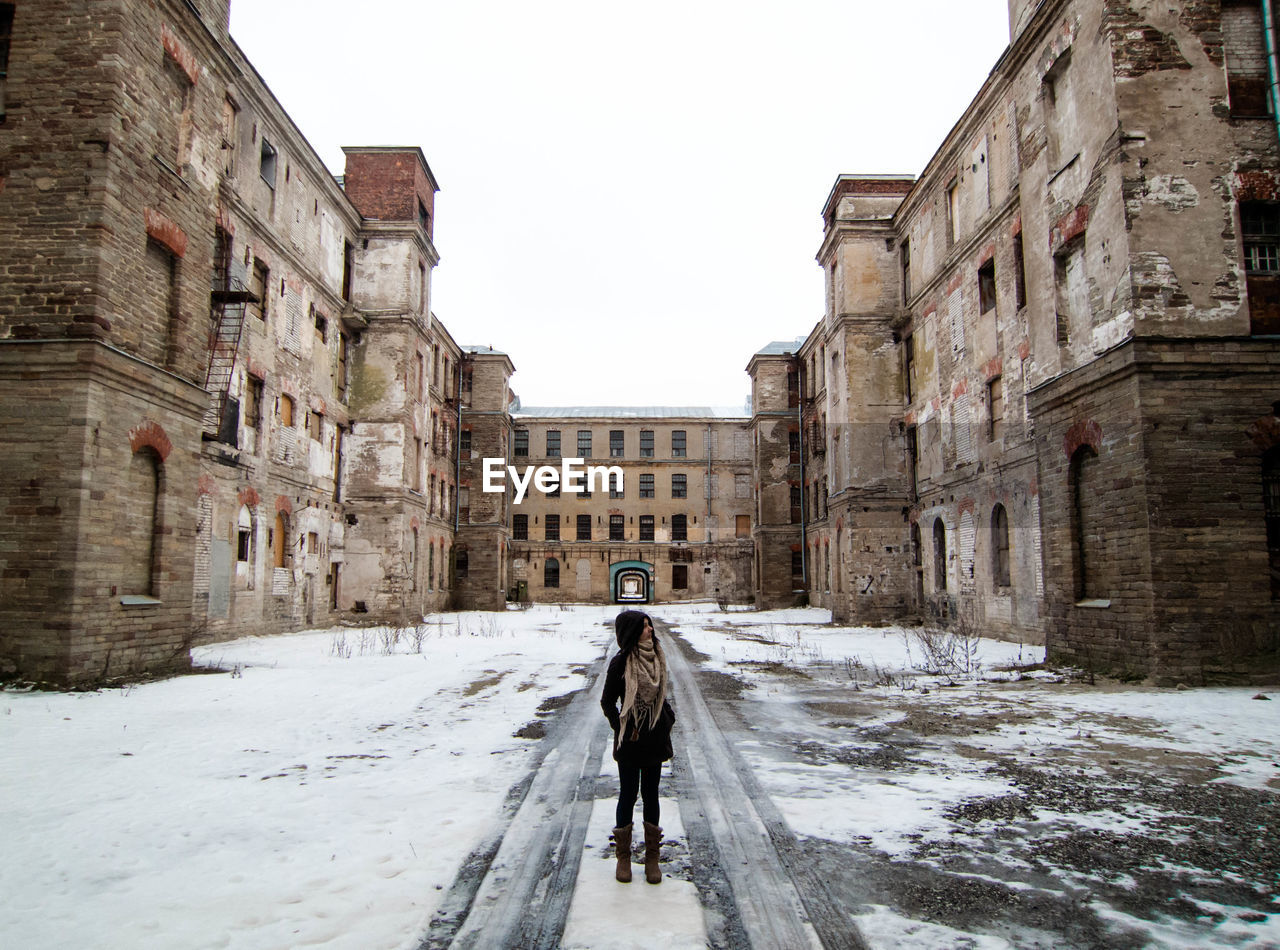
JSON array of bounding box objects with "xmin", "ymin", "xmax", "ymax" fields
[{"xmin": 600, "ymin": 611, "xmax": 676, "ymax": 767}]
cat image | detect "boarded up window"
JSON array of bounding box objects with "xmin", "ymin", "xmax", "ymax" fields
[
  {"xmin": 959, "ymin": 511, "xmax": 976, "ymax": 591},
  {"xmin": 1054, "ymin": 240, "xmax": 1087, "ymax": 344},
  {"xmin": 122, "ymin": 448, "xmax": 160, "ymax": 595},
  {"xmin": 1224, "ymin": 1, "xmax": 1271, "ymax": 117},
  {"xmin": 992, "ymin": 504, "xmax": 1011, "ymax": 588},
  {"xmin": 1071, "ymin": 446, "xmax": 1107, "ymax": 600}
]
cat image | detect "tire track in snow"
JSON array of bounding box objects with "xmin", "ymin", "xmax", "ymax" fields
[
  {"xmin": 419, "ymin": 651, "xmax": 611, "ymax": 950},
  {"xmin": 665, "ymin": 622, "xmax": 870, "ymax": 950}
]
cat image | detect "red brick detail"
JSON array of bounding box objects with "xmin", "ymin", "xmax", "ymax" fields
[
  {"xmin": 978, "ymin": 243, "xmax": 996, "ymax": 265},
  {"xmin": 308, "ymin": 395, "xmax": 326, "ymax": 414},
  {"xmin": 952, "ymin": 378, "xmax": 969, "ymax": 399},
  {"xmin": 930, "ymin": 397, "xmax": 942, "ymax": 411},
  {"xmin": 958, "ymin": 497, "xmax": 976, "ymax": 516},
  {"xmin": 197, "ymin": 474, "xmax": 216, "ymax": 496},
  {"xmin": 1029, "ymin": 476, "xmax": 1038, "ymax": 496},
  {"xmin": 278, "ymin": 377, "xmax": 298, "ymax": 398},
  {"xmin": 923, "ymin": 302, "xmax": 938, "ymax": 319},
  {"xmin": 128, "ymin": 420, "xmax": 173, "ymax": 461},
  {"xmin": 946, "ymin": 272, "xmax": 965, "ymax": 296},
  {"xmin": 287, "ymin": 276, "xmax": 304, "ymax": 295},
  {"xmin": 905, "ymin": 409, "xmax": 917, "ymax": 426},
  {"xmin": 410, "ymin": 516, "xmax": 420, "ymax": 531},
  {"xmin": 247, "ymin": 360, "xmax": 268, "ymax": 381},
  {"xmin": 1010, "ymin": 215, "xmax": 1022, "ymax": 237},
  {"xmin": 834, "ymin": 517, "xmax": 844, "ymax": 531},
  {"xmin": 907, "ymin": 508, "xmax": 920, "ymax": 524},
  {"xmin": 275, "ymin": 495, "xmax": 292, "ymax": 515},
  {"xmin": 1063, "ymin": 420, "xmax": 1102, "ymax": 460},
  {"xmin": 1050, "ymin": 204, "xmax": 1089, "ymax": 254},
  {"xmin": 1018, "ymin": 338, "xmax": 1031, "ymax": 360},
  {"xmin": 789, "ymin": 543, "xmax": 801, "ymax": 553},
  {"xmin": 1247, "ymin": 415, "xmax": 1280, "ymax": 451},
  {"xmin": 983, "ymin": 357, "xmax": 1003, "ymax": 381},
  {"xmin": 144, "ymin": 208, "xmax": 188, "ymax": 258},
  {"xmin": 238, "ymin": 486, "xmax": 261, "ymax": 508},
  {"xmin": 1236, "ymin": 171, "xmax": 1280, "ymax": 202},
  {"xmin": 160, "ymin": 24, "xmax": 200, "ymax": 86}
]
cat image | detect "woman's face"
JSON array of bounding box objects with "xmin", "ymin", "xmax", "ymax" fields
[{"xmin": 639, "ymin": 617, "xmax": 654, "ymax": 643}]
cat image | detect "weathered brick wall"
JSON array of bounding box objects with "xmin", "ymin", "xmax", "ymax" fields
[
  {"xmin": 0, "ymin": 343, "xmax": 206, "ymax": 683},
  {"xmin": 342, "ymin": 148, "xmax": 438, "ymax": 243}
]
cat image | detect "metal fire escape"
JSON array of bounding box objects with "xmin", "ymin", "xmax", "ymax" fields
[{"xmin": 203, "ymin": 255, "xmax": 256, "ymax": 442}]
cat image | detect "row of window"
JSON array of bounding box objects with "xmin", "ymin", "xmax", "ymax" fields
[
  {"xmin": 514, "ymin": 428, "xmax": 688, "ymax": 458},
  {"xmin": 515, "ymin": 513, "xmax": 690, "ymax": 542},
  {"xmin": 539, "ymin": 559, "xmax": 690, "ymax": 590}
]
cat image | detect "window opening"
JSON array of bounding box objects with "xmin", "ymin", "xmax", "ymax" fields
[
  {"xmin": 978, "ymin": 258, "xmax": 996, "ymax": 313},
  {"xmin": 259, "ymin": 139, "xmax": 278, "ymax": 189},
  {"xmin": 933, "ymin": 518, "xmax": 947, "ymax": 592}
]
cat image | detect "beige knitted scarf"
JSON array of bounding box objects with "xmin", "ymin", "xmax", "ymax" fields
[{"xmin": 618, "ymin": 637, "xmax": 668, "ymax": 747}]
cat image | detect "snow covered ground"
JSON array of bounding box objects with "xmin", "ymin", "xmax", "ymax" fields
[{"xmin": 2, "ymin": 604, "xmax": 1277, "ymax": 949}]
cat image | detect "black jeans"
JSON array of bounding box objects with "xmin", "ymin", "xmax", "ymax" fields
[{"xmin": 616, "ymin": 762, "xmax": 661, "ymax": 827}]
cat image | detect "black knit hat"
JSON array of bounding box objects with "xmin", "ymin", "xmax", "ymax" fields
[{"xmin": 614, "ymin": 609, "xmax": 652, "ymax": 653}]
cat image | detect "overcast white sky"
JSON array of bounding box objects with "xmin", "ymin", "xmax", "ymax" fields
[{"xmin": 228, "ymin": 1, "xmax": 1011, "ymax": 408}]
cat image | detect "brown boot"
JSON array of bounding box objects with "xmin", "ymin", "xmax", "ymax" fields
[
  {"xmin": 612, "ymin": 824, "xmax": 633, "ymax": 882},
  {"xmin": 642, "ymin": 821, "xmax": 663, "ymax": 884}
]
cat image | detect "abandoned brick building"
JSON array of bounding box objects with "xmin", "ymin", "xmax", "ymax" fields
[
  {"xmin": 2, "ymin": 0, "xmax": 1279, "ymax": 685},
  {"xmin": 765, "ymin": 0, "xmax": 1280, "ymax": 682},
  {"xmin": 0, "ymin": 0, "xmax": 462, "ymax": 682}
]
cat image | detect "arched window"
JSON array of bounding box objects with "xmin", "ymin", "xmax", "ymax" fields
[
  {"xmin": 428, "ymin": 542, "xmax": 435, "ymax": 591},
  {"xmin": 455, "ymin": 546, "xmax": 469, "ymax": 579},
  {"xmin": 123, "ymin": 447, "xmax": 161, "ymax": 595},
  {"xmin": 992, "ymin": 504, "xmax": 1011, "ymax": 589},
  {"xmin": 236, "ymin": 505, "xmax": 255, "ymax": 590},
  {"xmin": 933, "ymin": 518, "xmax": 947, "ymax": 592},
  {"xmin": 410, "ymin": 527, "xmax": 419, "ymax": 591},
  {"xmin": 1070, "ymin": 445, "xmax": 1105, "ymax": 600},
  {"xmin": 544, "ymin": 557, "xmax": 560, "ymax": 589},
  {"xmin": 272, "ymin": 512, "xmax": 288, "ymax": 568}
]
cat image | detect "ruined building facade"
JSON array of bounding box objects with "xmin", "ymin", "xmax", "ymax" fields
[
  {"xmin": 3, "ymin": 0, "xmax": 1280, "ymax": 685},
  {"xmin": 759, "ymin": 0, "xmax": 1280, "ymax": 681},
  {"xmin": 0, "ymin": 0, "xmax": 464, "ymax": 682}
]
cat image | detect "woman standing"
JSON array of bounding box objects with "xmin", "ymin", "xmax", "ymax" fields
[{"xmin": 601, "ymin": 609, "xmax": 676, "ymax": 884}]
